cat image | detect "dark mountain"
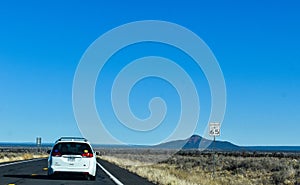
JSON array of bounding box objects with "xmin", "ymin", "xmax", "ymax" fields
[{"xmin": 154, "ymin": 135, "xmax": 241, "ymax": 151}]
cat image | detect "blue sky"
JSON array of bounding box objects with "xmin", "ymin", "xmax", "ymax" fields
[{"xmin": 0, "ymin": 1, "xmax": 299, "ymax": 146}]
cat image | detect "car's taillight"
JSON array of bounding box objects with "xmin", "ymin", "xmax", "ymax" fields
[
  {"xmin": 82, "ymin": 153, "xmax": 93, "ymax": 157},
  {"xmin": 51, "ymin": 150, "xmax": 61, "ymax": 157}
]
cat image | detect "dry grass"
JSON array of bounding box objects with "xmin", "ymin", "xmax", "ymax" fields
[
  {"xmin": 98, "ymin": 149, "xmax": 300, "ymax": 185},
  {"xmin": 0, "ymin": 152, "xmax": 48, "ymax": 163}
]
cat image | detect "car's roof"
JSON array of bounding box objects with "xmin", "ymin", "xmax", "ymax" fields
[{"xmin": 55, "ymin": 137, "xmax": 90, "ymax": 143}]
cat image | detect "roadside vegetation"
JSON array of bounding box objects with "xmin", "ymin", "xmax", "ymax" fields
[
  {"xmin": 98, "ymin": 149, "xmax": 300, "ymax": 185},
  {"xmin": 0, "ymin": 148, "xmax": 48, "ymax": 163}
]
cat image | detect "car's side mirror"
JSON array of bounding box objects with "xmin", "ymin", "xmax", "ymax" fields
[
  {"xmin": 47, "ymin": 150, "xmax": 51, "ymax": 154},
  {"xmin": 95, "ymin": 151, "xmax": 101, "ymax": 156}
]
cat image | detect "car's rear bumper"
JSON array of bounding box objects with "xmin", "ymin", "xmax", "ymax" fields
[
  {"xmin": 48, "ymin": 157, "xmax": 97, "ymax": 176},
  {"xmin": 48, "ymin": 165, "xmax": 96, "ymax": 176}
]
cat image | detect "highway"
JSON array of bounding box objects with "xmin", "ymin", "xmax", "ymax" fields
[{"xmin": 0, "ymin": 158, "xmax": 156, "ymax": 185}]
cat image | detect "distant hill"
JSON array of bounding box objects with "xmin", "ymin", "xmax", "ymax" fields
[
  {"xmin": 154, "ymin": 135, "xmax": 241, "ymax": 151},
  {"xmin": 154, "ymin": 135, "xmax": 300, "ymax": 152}
]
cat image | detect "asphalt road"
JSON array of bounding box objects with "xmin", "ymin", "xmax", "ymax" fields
[{"xmin": 0, "ymin": 158, "xmax": 156, "ymax": 185}]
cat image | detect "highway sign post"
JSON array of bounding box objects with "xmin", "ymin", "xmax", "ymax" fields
[
  {"xmin": 209, "ymin": 122, "xmax": 220, "ymax": 178},
  {"xmin": 36, "ymin": 137, "xmax": 42, "ymax": 153}
]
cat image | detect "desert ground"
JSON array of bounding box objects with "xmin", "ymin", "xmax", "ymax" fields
[{"xmin": 98, "ymin": 148, "xmax": 300, "ymax": 185}]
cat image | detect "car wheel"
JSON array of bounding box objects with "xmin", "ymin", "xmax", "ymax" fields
[
  {"xmin": 85, "ymin": 174, "xmax": 91, "ymax": 180},
  {"xmin": 90, "ymin": 175, "xmax": 96, "ymax": 181},
  {"xmin": 48, "ymin": 173, "xmax": 55, "ymax": 179}
]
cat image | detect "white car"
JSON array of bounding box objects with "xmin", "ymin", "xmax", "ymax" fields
[{"xmin": 47, "ymin": 137, "xmax": 97, "ymax": 180}]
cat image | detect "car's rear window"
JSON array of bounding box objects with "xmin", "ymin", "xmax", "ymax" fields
[{"xmin": 53, "ymin": 142, "xmax": 92, "ymax": 155}]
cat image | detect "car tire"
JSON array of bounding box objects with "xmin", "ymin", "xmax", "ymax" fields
[
  {"xmin": 90, "ymin": 175, "xmax": 96, "ymax": 181},
  {"xmin": 48, "ymin": 174, "xmax": 55, "ymax": 179},
  {"xmin": 85, "ymin": 174, "xmax": 94, "ymax": 181}
]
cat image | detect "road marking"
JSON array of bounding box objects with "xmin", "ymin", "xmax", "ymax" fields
[
  {"xmin": 0, "ymin": 158, "xmax": 44, "ymax": 168},
  {"xmin": 97, "ymin": 162, "xmax": 124, "ymax": 185}
]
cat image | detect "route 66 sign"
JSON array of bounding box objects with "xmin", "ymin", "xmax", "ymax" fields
[{"xmin": 209, "ymin": 122, "xmax": 220, "ymax": 136}]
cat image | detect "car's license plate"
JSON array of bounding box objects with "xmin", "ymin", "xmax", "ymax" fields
[{"xmin": 68, "ymin": 157, "xmax": 75, "ymax": 162}]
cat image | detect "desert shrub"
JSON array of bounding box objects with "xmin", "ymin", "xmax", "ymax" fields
[
  {"xmin": 0, "ymin": 152, "xmax": 18, "ymax": 159},
  {"xmin": 23, "ymin": 153, "xmax": 33, "ymax": 159},
  {"xmin": 272, "ymin": 167, "xmax": 296, "ymax": 185}
]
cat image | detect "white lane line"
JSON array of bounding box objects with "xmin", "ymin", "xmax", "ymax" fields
[
  {"xmin": 97, "ymin": 162, "xmax": 124, "ymax": 185},
  {"xmin": 0, "ymin": 158, "xmax": 44, "ymax": 168}
]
